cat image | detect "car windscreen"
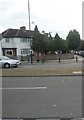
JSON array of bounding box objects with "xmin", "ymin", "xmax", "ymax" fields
[{"xmin": 1, "ymin": 56, "xmax": 11, "ymax": 60}]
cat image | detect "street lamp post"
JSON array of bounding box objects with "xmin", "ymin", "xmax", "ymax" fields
[
  {"xmin": 28, "ymin": 0, "xmax": 32, "ymax": 64},
  {"xmin": 28, "ymin": 0, "xmax": 31, "ymax": 30}
]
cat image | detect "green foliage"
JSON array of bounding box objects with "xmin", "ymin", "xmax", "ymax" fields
[
  {"xmin": 53, "ymin": 33, "xmax": 63, "ymax": 52},
  {"xmin": 61, "ymin": 39, "xmax": 69, "ymax": 53},
  {"xmin": 46, "ymin": 33, "xmax": 54, "ymax": 52},
  {"xmin": 34, "ymin": 25, "xmax": 39, "ymax": 33},
  {"xmin": 32, "ymin": 26, "xmax": 81, "ymax": 54},
  {"xmin": 66, "ymin": 29, "xmax": 81, "ymax": 50},
  {"xmin": 32, "ymin": 27, "xmax": 55, "ymax": 53},
  {"xmin": 32, "ymin": 31, "xmax": 49, "ymax": 53}
]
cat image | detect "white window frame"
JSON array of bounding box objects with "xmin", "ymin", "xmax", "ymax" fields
[
  {"xmin": 5, "ymin": 38, "xmax": 10, "ymax": 43},
  {"xmin": 21, "ymin": 48, "xmax": 30, "ymax": 55},
  {"xmin": 20, "ymin": 38, "xmax": 30, "ymax": 43}
]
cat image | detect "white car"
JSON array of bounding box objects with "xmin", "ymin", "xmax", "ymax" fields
[{"xmin": 0, "ymin": 56, "xmax": 21, "ymax": 68}]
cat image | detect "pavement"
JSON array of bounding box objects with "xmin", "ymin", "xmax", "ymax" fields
[
  {"xmin": 19, "ymin": 55, "xmax": 83, "ymax": 76},
  {"xmin": 21, "ymin": 55, "xmax": 83, "ymax": 64}
]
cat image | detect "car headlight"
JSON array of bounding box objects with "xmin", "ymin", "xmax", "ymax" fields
[{"xmin": 11, "ymin": 61, "xmax": 16, "ymax": 64}]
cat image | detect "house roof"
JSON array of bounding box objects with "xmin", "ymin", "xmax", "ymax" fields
[{"xmin": 2, "ymin": 27, "xmax": 34, "ymax": 38}]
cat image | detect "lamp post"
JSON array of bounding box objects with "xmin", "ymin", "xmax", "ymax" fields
[
  {"xmin": 28, "ymin": 0, "xmax": 32, "ymax": 64},
  {"xmin": 28, "ymin": 0, "xmax": 31, "ymax": 30}
]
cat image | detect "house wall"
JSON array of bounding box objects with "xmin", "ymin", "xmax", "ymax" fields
[
  {"xmin": 2, "ymin": 38, "xmax": 16, "ymax": 48},
  {"xmin": 1, "ymin": 38, "xmax": 31, "ymax": 58},
  {"xmin": 14, "ymin": 38, "xmax": 30, "ymax": 56}
]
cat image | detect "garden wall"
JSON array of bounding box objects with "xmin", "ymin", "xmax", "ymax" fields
[{"xmin": 32, "ymin": 53, "xmax": 74, "ymax": 61}]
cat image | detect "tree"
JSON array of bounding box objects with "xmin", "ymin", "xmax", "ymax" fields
[
  {"xmin": 32, "ymin": 26, "xmax": 42, "ymax": 52},
  {"xmin": 42, "ymin": 32, "xmax": 54, "ymax": 53},
  {"xmin": 54, "ymin": 33, "xmax": 62, "ymax": 52},
  {"xmin": 61, "ymin": 39, "xmax": 69, "ymax": 53},
  {"xmin": 48, "ymin": 33, "xmax": 54, "ymax": 53},
  {"xmin": 66, "ymin": 29, "xmax": 81, "ymax": 51},
  {"xmin": 34, "ymin": 25, "xmax": 39, "ymax": 33},
  {"xmin": 32, "ymin": 31, "xmax": 49, "ymax": 54}
]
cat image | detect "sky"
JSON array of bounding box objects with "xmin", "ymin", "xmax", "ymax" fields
[{"xmin": 0, "ymin": 0, "xmax": 83, "ymax": 39}]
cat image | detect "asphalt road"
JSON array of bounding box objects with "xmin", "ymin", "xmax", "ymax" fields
[{"xmin": 2, "ymin": 76, "xmax": 82, "ymax": 118}]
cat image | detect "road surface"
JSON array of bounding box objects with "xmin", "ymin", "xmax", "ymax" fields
[{"xmin": 2, "ymin": 76, "xmax": 82, "ymax": 118}]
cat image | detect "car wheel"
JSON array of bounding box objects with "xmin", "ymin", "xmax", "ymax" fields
[{"xmin": 4, "ymin": 63, "xmax": 10, "ymax": 68}]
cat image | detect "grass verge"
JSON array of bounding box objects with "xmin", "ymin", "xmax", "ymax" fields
[{"xmin": 0, "ymin": 67, "xmax": 83, "ymax": 76}]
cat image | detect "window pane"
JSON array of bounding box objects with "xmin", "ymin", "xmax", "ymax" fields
[
  {"xmin": 20, "ymin": 38, "xmax": 28, "ymax": 42},
  {"xmin": 5, "ymin": 38, "xmax": 10, "ymax": 42},
  {"xmin": 21, "ymin": 49, "xmax": 30, "ymax": 55}
]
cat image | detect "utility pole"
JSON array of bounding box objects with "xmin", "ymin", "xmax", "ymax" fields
[{"xmin": 28, "ymin": 0, "xmax": 32, "ymax": 64}]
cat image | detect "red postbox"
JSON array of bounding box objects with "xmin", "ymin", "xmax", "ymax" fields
[{"xmin": 36, "ymin": 52, "xmax": 40, "ymax": 62}]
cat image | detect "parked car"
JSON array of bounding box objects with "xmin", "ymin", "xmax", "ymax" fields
[
  {"xmin": 80, "ymin": 51, "xmax": 84, "ymax": 57},
  {"xmin": 0, "ymin": 56, "xmax": 21, "ymax": 68},
  {"xmin": 78, "ymin": 51, "xmax": 84, "ymax": 57}
]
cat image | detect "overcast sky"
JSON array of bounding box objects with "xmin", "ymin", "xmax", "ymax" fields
[{"xmin": 0, "ymin": 0, "xmax": 83, "ymax": 39}]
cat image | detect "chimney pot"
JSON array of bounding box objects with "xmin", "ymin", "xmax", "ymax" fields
[{"xmin": 20, "ymin": 26, "xmax": 26, "ymax": 31}]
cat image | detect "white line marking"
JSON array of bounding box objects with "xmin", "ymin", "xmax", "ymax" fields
[
  {"xmin": 0, "ymin": 87, "xmax": 47, "ymax": 90},
  {"xmin": 53, "ymin": 104, "xmax": 57, "ymax": 107},
  {"xmin": 73, "ymin": 71, "xmax": 82, "ymax": 74}
]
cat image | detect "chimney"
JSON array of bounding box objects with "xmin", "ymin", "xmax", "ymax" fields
[{"xmin": 20, "ymin": 26, "xmax": 26, "ymax": 31}]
